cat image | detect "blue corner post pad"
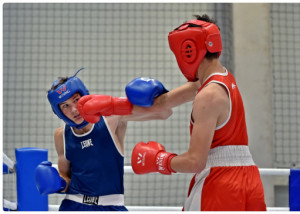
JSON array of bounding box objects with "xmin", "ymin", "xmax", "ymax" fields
[
  {"xmin": 15, "ymin": 147, "xmax": 48, "ymax": 211},
  {"xmin": 289, "ymin": 168, "xmax": 300, "ymax": 211}
]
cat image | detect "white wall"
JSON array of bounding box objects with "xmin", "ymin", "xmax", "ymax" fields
[{"xmin": 233, "ymin": 3, "xmax": 275, "ymax": 206}]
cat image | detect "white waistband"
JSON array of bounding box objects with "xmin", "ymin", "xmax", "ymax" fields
[
  {"xmin": 206, "ymin": 145, "xmax": 255, "ymax": 168},
  {"xmin": 65, "ymin": 194, "xmax": 124, "ymax": 206}
]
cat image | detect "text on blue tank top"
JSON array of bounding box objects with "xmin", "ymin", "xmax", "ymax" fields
[{"xmin": 64, "ymin": 117, "xmax": 124, "ymax": 196}]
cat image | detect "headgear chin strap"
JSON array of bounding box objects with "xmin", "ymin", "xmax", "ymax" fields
[
  {"xmin": 168, "ymin": 19, "xmax": 223, "ymax": 81},
  {"xmin": 47, "ymin": 68, "xmax": 89, "ymax": 129}
]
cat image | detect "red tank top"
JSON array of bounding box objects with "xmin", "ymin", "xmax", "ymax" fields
[{"xmin": 190, "ymin": 70, "xmax": 248, "ymax": 149}]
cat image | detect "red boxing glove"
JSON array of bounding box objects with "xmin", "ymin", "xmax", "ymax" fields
[
  {"xmin": 77, "ymin": 95, "xmax": 133, "ymax": 123},
  {"xmin": 131, "ymin": 141, "xmax": 177, "ymax": 175}
]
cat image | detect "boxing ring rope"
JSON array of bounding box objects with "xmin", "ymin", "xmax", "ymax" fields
[
  {"xmin": 47, "ymin": 205, "xmax": 290, "ymax": 211},
  {"xmin": 3, "ymin": 153, "xmax": 18, "ymax": 211},
  {"xmin": 48, "ymin": 166, "xmax": 292, "ymax": 211},
  {"xmin": 3, "ymin": 149, "xmax": 299, "ymax": 211},
  {"xmin": 3, "ymin": 199, "xmax": 17, "ymax": 211},
  {"xmin": 3, "ymin": 153, "xmax": 15, "ymax": 172},
  {"xmin": 124, "ymin": 166, "xmax": 292, "ymax": 176},
  {"xmin": 24, "ymin": 164, "xmax": 292, "ymax": 178}
]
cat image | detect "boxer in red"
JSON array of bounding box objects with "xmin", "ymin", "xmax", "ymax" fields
[{"xmin": 130, "ymin": 14, "xmax": 267, "ymax": 211}]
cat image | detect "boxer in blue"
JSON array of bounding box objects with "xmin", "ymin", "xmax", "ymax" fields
[{"xmin": 34, "ymin": 68, "xmax": 171, "ymax": 211}]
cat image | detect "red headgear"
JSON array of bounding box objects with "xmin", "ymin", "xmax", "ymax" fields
[{"xmin": 168, "ymin": 20, "xmax": 223, "ymax": 81}]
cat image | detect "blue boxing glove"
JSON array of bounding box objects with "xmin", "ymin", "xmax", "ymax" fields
[
  {"xmin": 125, "ymin": 77, "xmax": 168, "ymax": 107},
  {"xmin": 34, "ymin": 161, "xmax": 67, "ymax": 196}
]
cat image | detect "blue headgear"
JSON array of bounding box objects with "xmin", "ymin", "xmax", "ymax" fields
[{"xmin": 47, "ymin": 68, "xmax": 89, "ymax": 129}]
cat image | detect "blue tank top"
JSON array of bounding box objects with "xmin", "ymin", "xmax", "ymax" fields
[{"xmin": 64, "ymin": 117, "xmax": 124, "ymax": 196}]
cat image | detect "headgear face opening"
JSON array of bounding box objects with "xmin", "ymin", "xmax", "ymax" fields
[
  {"xmin": 47, "ymin": 68, "xmax": 89, "ymax": 129},
  {"xmin": 168, "ymin": 20, "xmax": 223, "ymax": 81}
]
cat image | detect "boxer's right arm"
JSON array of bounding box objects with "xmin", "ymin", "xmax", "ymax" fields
[
  {"xmin": 126, "ymin": 77, "xmax": 200, "ymax": 110},
  {"xmin": 125, "ymin": 77, "xmax": 168, "ymax": 107},
  {"xmin": 118, "ymin": 77, "xmax": 199, "ymax": 122},
  {"xmin": 34, "ymin": 161, "xmax": 67, "ymax": 195},
  {"xmin": 54, "ymin": 127, "xmax": 71, "ymax": 192},
  {"xmin": 155, "ymin": 81, "xmax": 201, "ymax": 109},
  {"xmin": 35, "ymin": 127, "xmax": 71, "ymax": 195},
  {"xmin": 35, "ymin": 127, "xmax": 70, "ymax": 195},
  {"xmin": 128, "ymin": 80, "xmax": 200, "ymax": 120}
]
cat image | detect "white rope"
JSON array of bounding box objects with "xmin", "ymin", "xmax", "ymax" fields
[
  {"xmin": 54, "ymin": 165, "xmax": 291, "ymax": 176},
  {"xmin": 48, "ymin": 165, "xmax": 291, "ymax": 211},
  {"xmin": 124, "ymin": 165, "xmax": 134, "ymax": 174},
  {"xmin": 49, "ymin": 205, "xmax": 182, "ymax": 211},
  {"xmin": 49, "ymin": 205, "xmax": 59, "ymax": 211},
  {"xmin": 127, "ymin": 206, "xmax": 181, "ymax": 211},
  {"xmin": 259, "ymin": 168, "xmax": 290, "ymax": 176},
  {"xmin": 3, "ymin": 199, "xmax": 17, "ymax": 210},
  {"xmin": 123, "ymin": 166, "xmax": 290, "ymax": 176},
  {"xmin": 48, "ymin": 205, "xmax": 289, "ymax": 211},
  {"xmin": 3, "ymin": 153, "xmax": 15, "ymax": 170},
  {"xmin": 124, "ymin": 166, "xmax": 292, "ymax": 175},
  {"xmin": 267, "ymin": 207, "xmax": 289, "ymax": 211}
]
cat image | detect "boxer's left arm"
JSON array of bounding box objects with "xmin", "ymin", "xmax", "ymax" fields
[
  {"xmin": 169, "ymin": 83, "xmax": 226, "ymax": 173},
  {"xmin": 131, "ymin": 83, "xmax": 226, "ymax": 174},
  {"xmin": 77, "ymin": 77, "xmax": 168, "ymax": 124},
  {"xmin": 77, "ymin": 78, "xmax": 167, "ymax": 123},
  {"xmin": 78, "ymin": 78, "xmax": 200, "ymax": 123},
  {"xmin": 131, "ymin": 141, "xmax": 177, "ymax": 175}
]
